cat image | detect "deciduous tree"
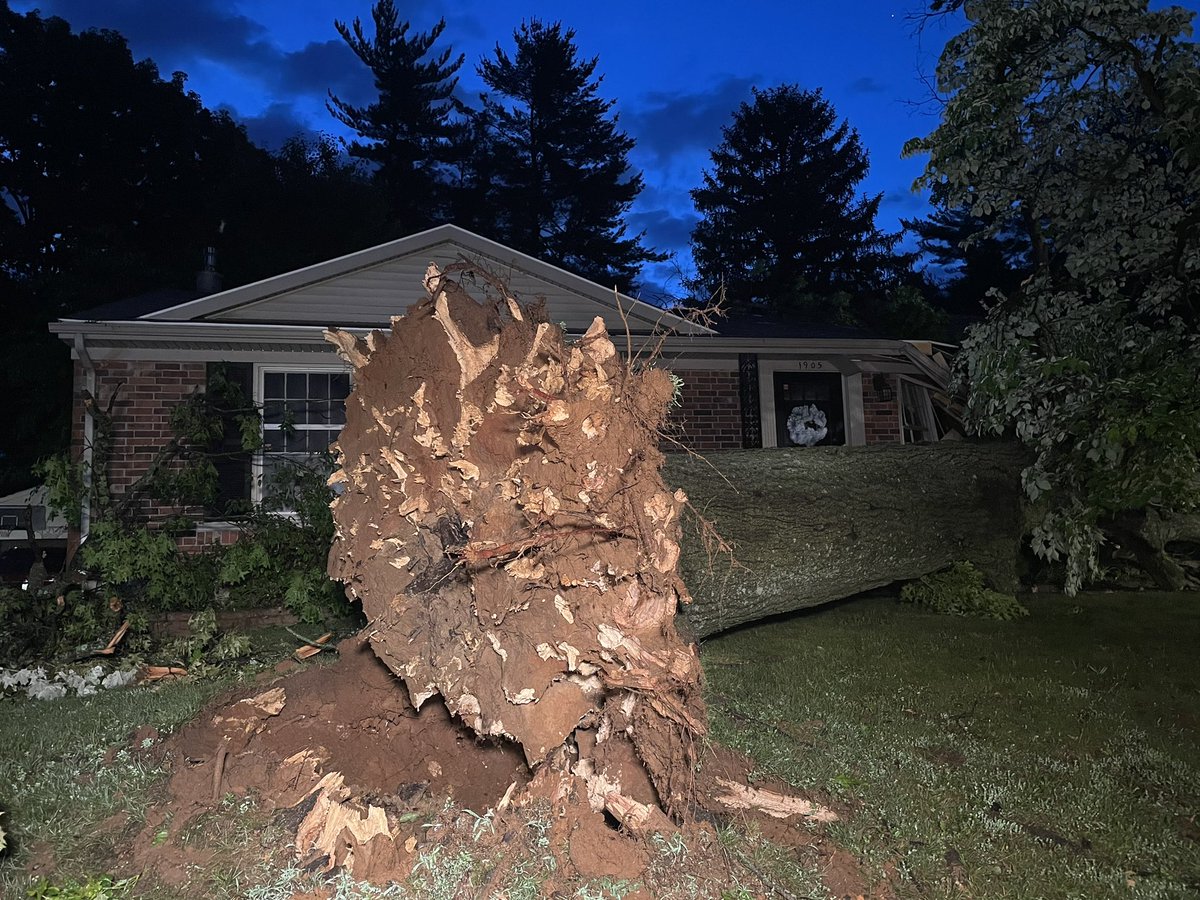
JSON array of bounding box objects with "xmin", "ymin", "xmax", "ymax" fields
[
  {"xmin": 0, "ymin": 5, "xmax": 268, "ymax": 313},
  {"xmin": 0, "ymin": 5, "xmax": 270, "ymax": 493},
  {"xmin": 905, "ymin": 0, "xmax": 1200, "ymax": 590}
]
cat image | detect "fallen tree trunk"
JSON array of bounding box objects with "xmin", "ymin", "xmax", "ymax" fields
[{"xmin": 667, "ymin": 444, "xmax": 1027, "ymax": 638}]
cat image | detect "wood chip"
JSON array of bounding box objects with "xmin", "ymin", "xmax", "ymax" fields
[
  {"xmin": 293, "ymin": 771, "xmax": 391, "ymax": 873},
  {"xmin": 141, "ymin": 665, "xmax": 187, "ymax": 682},
  {"xmin": 94, "ymin": 620, "xmax": 130, "ymax": 655},
  {"xmin": 713, "ymin": 777, "xmax": 838, "ymax": 822},
  {"xmin": 293, "ymin": 632, "xmax": 334, "ymax": 661}
]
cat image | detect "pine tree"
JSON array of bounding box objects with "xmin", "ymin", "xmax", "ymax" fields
[
  {"xmin": 691, "ymin": 85, "xmax": 900, "ymax": 313},
  {"xmin": 902, "ymin": 204, "xmax": 1030, "ymax": 314},
  {"xmin": 477, "ymin": 20, "xmax": 661, "ymax": 289},
  {"xmin": 328, "ymin": 1, "xmax": 464, "ymax": 230}
]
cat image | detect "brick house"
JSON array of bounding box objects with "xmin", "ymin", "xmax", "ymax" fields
[{"xmin": 50, "ymin": 225, "xmax": 954, "ymax": 545}]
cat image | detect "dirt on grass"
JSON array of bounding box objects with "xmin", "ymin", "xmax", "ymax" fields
[{"xmin": 118, "ymin": 637, "xmax": 891, "ymax": 898}]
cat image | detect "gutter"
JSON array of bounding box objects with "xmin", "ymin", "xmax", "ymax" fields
[{"xmin": 49, "ymin": 318, "xmax": 924, "ymax": 356}]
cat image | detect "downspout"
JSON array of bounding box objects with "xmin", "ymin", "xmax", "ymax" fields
[{"xmin": 74, "ymin": 333, "xmax": 95, "ymax": 543}]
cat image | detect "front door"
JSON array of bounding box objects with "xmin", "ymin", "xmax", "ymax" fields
[{"xmin": 773, "ymin": 372, "xmax": 845, "ymax": 447}]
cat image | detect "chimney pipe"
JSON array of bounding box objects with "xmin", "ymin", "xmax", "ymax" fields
[{"xmin": 195, "ymin": 245, "xmax": 223, "ymax": 295}]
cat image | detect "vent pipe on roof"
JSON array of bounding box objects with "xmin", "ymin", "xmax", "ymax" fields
[{"xmin": 195, "ymin": 246, "xmax": 223, "ymax": 295}]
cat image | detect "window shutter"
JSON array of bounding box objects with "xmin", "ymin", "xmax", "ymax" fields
[{"xmin": 206, "ymin": 362, "xmax": 254, "ymax": 517}]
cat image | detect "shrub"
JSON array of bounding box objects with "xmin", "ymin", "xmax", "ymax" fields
[
  {"xmin": 12, "ymin": 372, "xmax": 349, "ymax": 663},
  {"xmin": 900, "ymin": 562, "xmax": 1029, "ymax": 620}
]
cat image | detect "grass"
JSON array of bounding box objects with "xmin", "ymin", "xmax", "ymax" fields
[
  {"xmin": 702, "ymin": 591, "xmax": 1200, "ymax": 899},
  {"xmin": 0, "ymin": 676, "xmax": 228, "ymax": 896},
  {"xmin": 3, "ymin": 595, "xmax": 1197, "ymax": 898},
  {"xmin": 0, "ymin": 624, "xmax": 307, "ymax": 897}
]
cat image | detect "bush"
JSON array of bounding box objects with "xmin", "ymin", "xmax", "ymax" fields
[
  {"xmin": 14, "ymin": 372, "xmax": 351, "ymax": 664},
  {"xmin": 900, "ymin": 562, "xmax": 1029, "ymax": 620},
  {"xmin": 0, "ymin": 584, "xmax": 125, "ymax": 668}
]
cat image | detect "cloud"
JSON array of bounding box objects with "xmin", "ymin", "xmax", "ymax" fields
[
  {"xmin": 233, "ymin": 101, "xmax": 317, "ymax": 150},
  {"xmin": 628, "ymin": 208, "xmax": 698, "ymax": 254},
  {"xmin": 29, "ymin": 0, "xmax": 272, "ymax": 69},
  {"xmin": 848, "ymin": 76, "xmax": 890, "ymax": 94},
  {"xmin": 623, "ymin": 75, "xmax": 759, "ymax": 166},
  {"xmin": 274, "ymin": 39, "xmax": 374, "ymax": 106},
  {"xmin": 879, "ymin": 188, "xmax": 926, "ymax": 213}
]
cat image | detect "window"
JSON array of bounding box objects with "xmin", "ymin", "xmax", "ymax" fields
[
  {"xmin": 900, "ymin": 379, "xmax": 938, "ymax": 443},
  {"xmin": 772, "ymin": 372, "xmax": 846, "ymax": 447},
  {"xmin": 257, "ymin": 366, "xmax": 351, "ymax": 505}
]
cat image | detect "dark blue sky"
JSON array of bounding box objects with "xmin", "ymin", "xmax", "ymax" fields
[{"xmin": 12, "ymin": 1, "xmax": 1196, "ymax": 292}]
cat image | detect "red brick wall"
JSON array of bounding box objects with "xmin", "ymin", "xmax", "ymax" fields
[
  {"xmin": 863, "ymin": 374, "xmax": 901, "ymax": 444},
  {"xmin": 176, "ymin": 528, "xmax": 242, "ymax": 551},
  {"xmin": 668, "ymin": 369, "xmax": 742, "ymax": 451},
  {"xmin": 72, "ymin": 359, "xmax": 208, "ymax": 523}
]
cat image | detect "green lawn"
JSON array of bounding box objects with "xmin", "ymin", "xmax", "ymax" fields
[
  {"xmin": 703, "ymin": 592, "xmax": 1200, "ymax": 900},
  {"xmin": 2, "ymin": 595, "xmax": 1198, "ymax": 899}
]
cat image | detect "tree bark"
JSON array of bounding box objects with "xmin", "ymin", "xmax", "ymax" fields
[
  {"xmin": 1106, "ymin": 509, "xmax": 1189, "ymax": 591},
  {"xmin": 667, "ymin": 444, "xmax": 1027, "ymax": 638}
]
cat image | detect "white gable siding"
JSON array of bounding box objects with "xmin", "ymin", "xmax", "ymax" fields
[{"xmin": 206, "ymin": 242, "xmax": 667, "ymax": 333}]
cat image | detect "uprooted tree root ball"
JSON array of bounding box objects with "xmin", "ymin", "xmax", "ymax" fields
[{"xmin": 325, "ymin": 262, "xmax": 705, "ymax": 825}]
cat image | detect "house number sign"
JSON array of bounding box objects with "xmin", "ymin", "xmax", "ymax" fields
[{"xmin": 794, "ymin": 360, "xmax": 834, "ymax": 372}]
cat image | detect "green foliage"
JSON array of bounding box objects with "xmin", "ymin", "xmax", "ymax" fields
[
  {"xmin": 81, "ymin": 522, "xmax": 218, "ymax": 612},
  {"xmin": 35, "ymin": 455, "xmax": 84, "ymax": 528},
  {"xmin": 0, "ymin": 584, "xmax": 125, "ymax": 667},
  {"xmin": 25, "ymin": 875, "xmax": 135, "ymax": 899},
  {"xmin": 900, "ymin": 561, "xmax": 1029, "ymax": 620},
  {"xmin": 476, "ymin": 19, "xmax": 662, "ymax": 289},
  {"xmin": 221, "ymin": 456, "xmax": 344, "ymax": 624},
  {"xmin": 906, "ymin": 0, "xmax": 1200, "ymax": 592},
  {"xmin": 159, "ymin": 608, "xmax": 249, "ymax": 668},
  {"xmin": 9, "ymin": 366, "xmax": 346, "ymax": 665}
]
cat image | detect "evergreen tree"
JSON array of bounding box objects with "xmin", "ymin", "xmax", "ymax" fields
[
  {"xmin": 477, "ymin": 20, "xmax": 661, "ymax": 289},
  {"xmin": 902, "ymin": 204, "xmax": 1030, "ymax": 315},
  {"xmin": 691, "ymin": 85, "xmax": 901, "ymax": 314},
  {"xmin": 328, "ymin": 1, "xmax": 464, "ymax": 230},
  {"xmin": 443, "ymin": 109, "xmax": 501, "ymax": 237}
]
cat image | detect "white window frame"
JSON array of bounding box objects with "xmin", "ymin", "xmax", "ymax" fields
[
  {"xmin": 253, "ymin": 362, "xmax": 351, "ymax": 506},
  {"xmin": 898, "ymin": 377, "xmax": 939, "ymax": 444}
]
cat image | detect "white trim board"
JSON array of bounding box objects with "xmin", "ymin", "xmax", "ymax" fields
[{"xmin": 757, "ymin": 359, "xmax": 865, "ymax": 448}]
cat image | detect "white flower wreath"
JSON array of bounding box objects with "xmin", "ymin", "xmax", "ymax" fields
[{"xmin": 786, "ymin": 403, "xmax": 828, "ymax": 447}]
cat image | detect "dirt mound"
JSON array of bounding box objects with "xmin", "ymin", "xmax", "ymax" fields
[
  {"xmin": 121, "ymin": 641, "xmax": 888, "ymax": 897},
  {"xmin": 130, "ymin": 638, "xmax": 527, "ymax": 884}
]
